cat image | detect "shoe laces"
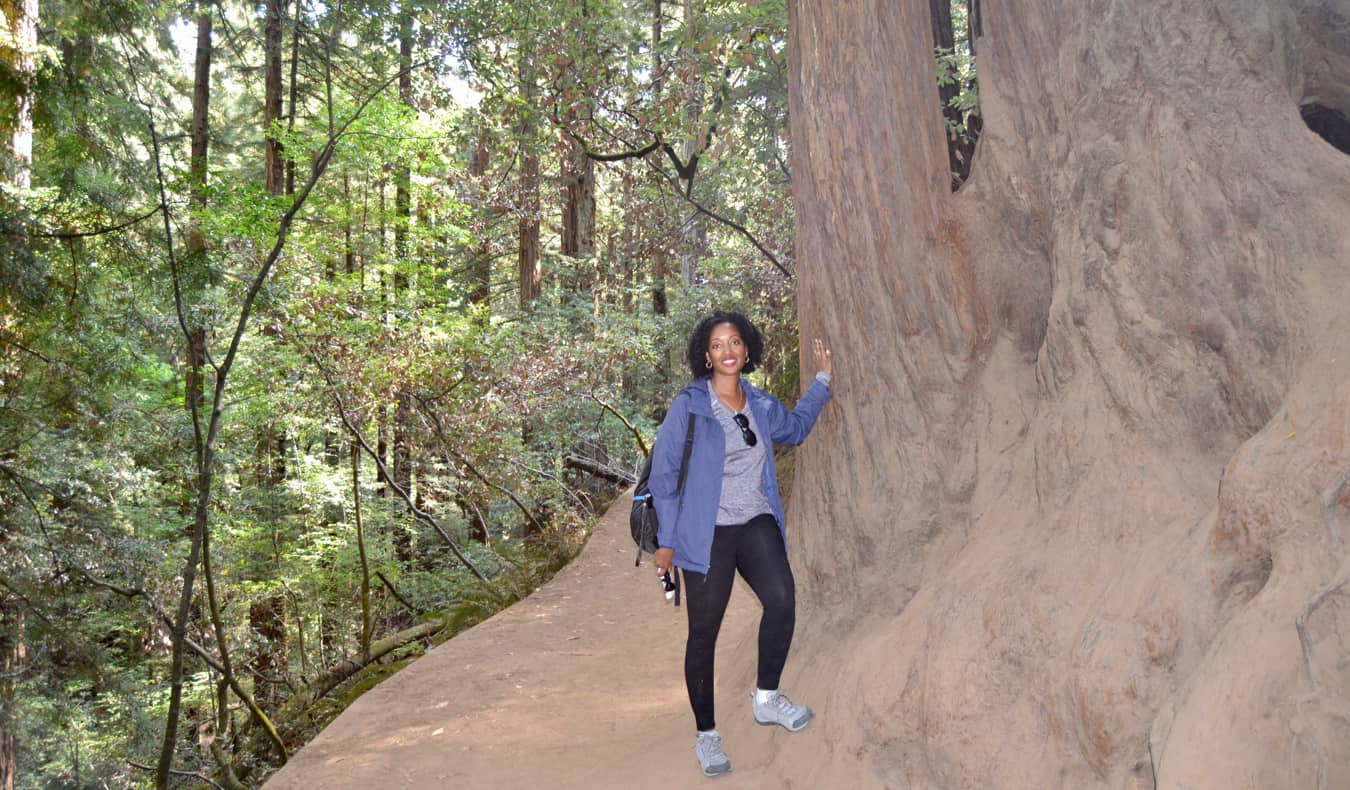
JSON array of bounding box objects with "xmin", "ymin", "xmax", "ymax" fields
[
  {"xmin": 697, "ymin": 732, "xmax": 725, "ymax": 755},
  {"xmin": 766, "ymin": 691, "xmax": 798, "ymax": 714}
]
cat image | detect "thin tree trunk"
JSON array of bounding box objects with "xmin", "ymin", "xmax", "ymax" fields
[
  {"xmin": 677, "ymin": 0, "xmax": 705, "ymax": 283},
  {"xmin": 467, "ymin": 127, "xmax": 492, "ymax": 310},
  {"xmin": 517, "ymin": 45, "xmax": 542, "ymax": 310},
  {"xmin": 647, "ymin": 2, "xmax": 669, "ymax": 315},
  {"xmin": 284, "ymin": 4, "xmax": 300, "ymax": 195},
  {"xmin": 153, "ymin": 98, "xmax": 337, "ymax": 780},
  {"xmin": 252, "ymin": 0, "xmax": 291, "ymax": 707},
  {"xmin": 0, "ymin": 603, "xmax": 21, "ymax": 790},
  {"xmin": 351, "ymin": 442, "xmax": 372, "ymax": 660},
  {"xmin": 263, "ymin": 0, "xmax": 286, "ymax": 194},
  {"xmin": 390, "ymin": 3, "xmax": 415, "ymax": 562},
  {"xmin": 184, "ymin": 8, "xmax": 212, "ymax": 415}
]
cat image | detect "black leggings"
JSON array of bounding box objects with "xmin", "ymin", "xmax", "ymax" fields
[{"xmin": 680, "ymin": 513, "xmax": 796, "ymax": 732}]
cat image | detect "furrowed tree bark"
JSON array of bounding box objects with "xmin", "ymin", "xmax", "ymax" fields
[{"xmin": 784, "ymin": 0, "xmax": 1350, "ymax": 786}]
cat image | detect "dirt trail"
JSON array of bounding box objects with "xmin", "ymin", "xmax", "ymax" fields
[{"xmin": 266, "ymin": 495, "xmax": 821, "ymax": 788}]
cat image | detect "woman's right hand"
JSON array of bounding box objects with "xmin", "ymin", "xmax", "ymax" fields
[{"xmin": 653, "ymin": 547, "xmax": 675, "ymax": 576}]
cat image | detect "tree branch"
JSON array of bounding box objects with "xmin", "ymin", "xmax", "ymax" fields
[
  {"xmin": 589, "ymin": 392, "xmax": 648, "ymax": 455},
  {"xmin": 309, "ymin": 355, "xmax": 493, "ymax": 586},
  {"xmin": 650, "ymin": 162, "xmax": 793, "ymax": 278},
  {"xmin": 563, "ymin": 455, "xmax": 633, "ymax": 485},
  {"xmin": 405, "ymin": 391, "xmax": 551, "ymax": 536},
  {"xmin": 127, "ymin": 761, "xmax": 224, "ymax": 790},
  {"xmin": 375, "ymin": 571, "xmax": 423, "ymax": 617},
  {"xmin": 32, "ymin": 204, "xmax": 164, "ymax": 239}
]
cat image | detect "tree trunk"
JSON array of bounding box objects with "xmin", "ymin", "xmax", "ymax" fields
[
  {"xmin": 467, "ymin": 127, "xmax": 492, "ymax": 310},
  {"xmin": 284, "ymin": 5, "xmax": 300, "ymax": 196},
  {"xmin": 263, "ymin": 0, "xmax": 286, "ymax": 194},
  {"xmin": 185, "ymin": 7, "xmax": 211, "ymax": 412},
  {"xmin": 391, "ymin": 3, "xmax": 414, "ymax": 563},
  {"xmin": 518, "ymin": 169, "xmax": 541, "ymax": 309},
  {"xmin": 786, "ymin": 0, "xmax": 1350, "ymax": 786},
  {"xmin": 517, "ymin": 53, "xmax": 542, "ymax": 310},
  {"xmin": 251, "ymin": 0, "xmax": 290, "ymax": 713},
  {"xmin": 0, "ymin": 602, "xmax": 21, "ymax": 790},
  {"xmin": 647, "ymin": 3, "xmax": 669, "ymax": 316},
  {"xmin": 560, "ymin": 132, "xmax": 595, "ymax": 259},
  {"xmin": 677, "ymin": 0, "xmax": 704, "ymax": 284},
  {"xmin": 0, "ymin": 0, "xmax": 37, "ymax": 189}
]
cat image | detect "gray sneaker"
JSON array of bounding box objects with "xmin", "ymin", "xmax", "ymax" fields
[
  {"xmin": 752, "ymin": 690, "xmax": 814, "ymax": 732},
  {"xmin": 694, "ymin": 732, "xmax": 731, "ymax": 777}
]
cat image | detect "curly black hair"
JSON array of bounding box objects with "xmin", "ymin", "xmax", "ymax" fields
[{"xmin": 686, "ymin": 311, "xmax": 764, "ymax": 378}]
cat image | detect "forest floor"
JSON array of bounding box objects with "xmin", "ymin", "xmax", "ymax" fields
[{"xmin": 264, "ymin": 494, "xmax": 815, "ymax": 789}]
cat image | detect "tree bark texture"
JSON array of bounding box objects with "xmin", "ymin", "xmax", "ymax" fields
[
  {"xmin": 785, "ymin": 0, "xmax": 1350, "ymax": 787},
  {"xmin": 263, "ymin": 0, "xmax": 286, "ymax": 195},
  {"xmin": 0, "ymin": 0, "xmax": 36, "ymax": 189},
  {"xmin": 0, "ymin": 604, "xmax": 21, "ymax": 790},
  {"xmin": 561, "ymin": 134, "xmax": 596, "ymax": 258},
  {"xmin": 518, "ymin": 147, "xmax": 542, "ymax": 310}
]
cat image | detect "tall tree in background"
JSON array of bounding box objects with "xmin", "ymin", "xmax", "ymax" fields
[
  {"xmin": 0, "ymin": 0, "xmax": 35, "ymax": 187},
  {"xmin": 251, "ymin": 0, "xmax": 292, "ymax": 711},
  {"xmin": 786, "ymin": 0, "xmax": 1350, "ymax": 786},
  {"xmin": 0, "ymin": 2, "xmax": 36, "ymax": 785},
  {"xmin": 517, "ymin": 43, "xmax": 542, "ymax": 310},
  {"xmin": 184, "ymin": 4, "xmax": 211, "ymax": 413},
  {"xmin": 391, "ymin": 1, "xmax": 415, "ymax": 561},
  {"xmin": 264, "ymin": 0, "xmax": 286, "ymax": 194},
  {"xmin": 648, "ymin": 0, "xmax": 669, "ymax": 316},
  {"xmin": 559, "ymin": 2, "xmax": 594, "ymax": 259}
]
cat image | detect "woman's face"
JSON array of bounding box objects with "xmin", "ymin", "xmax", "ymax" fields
[{"xmin": 707, "ymin": 322, "xmax": 747, "ymax": 377}]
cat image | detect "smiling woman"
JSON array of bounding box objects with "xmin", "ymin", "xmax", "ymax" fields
[{"xmin": 647, "ymin": 310, "xmax": 834, "ymax": 778}]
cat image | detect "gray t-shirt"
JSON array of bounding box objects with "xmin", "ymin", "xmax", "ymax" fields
[{"xmin": 707, "ymin": 381, "xmax": 773, "ymax": 525}]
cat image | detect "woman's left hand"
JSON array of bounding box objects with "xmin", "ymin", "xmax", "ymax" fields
[{"xmin": 813, "ymin": 338, "xmax": 833, "ymax": 377}]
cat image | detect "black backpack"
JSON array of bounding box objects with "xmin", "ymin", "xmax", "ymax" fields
[{"xmin": 630, "ymin": 417, "xmax": 696, "ymax": 603}]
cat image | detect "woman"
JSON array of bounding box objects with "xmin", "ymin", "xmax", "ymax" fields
[{"xmin": 648, "ymin": 311, "xmax": 833, "ymax": 777}]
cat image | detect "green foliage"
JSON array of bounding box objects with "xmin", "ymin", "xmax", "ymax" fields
[
  {"xmin": 933, "ymin": 1, "xmax": 982, "ymax": 186},
  {"xmin": 935, "ymin": 43, "xmax": 981, "ymax": 146},
  {"xmin": 0, "ymin": 0, "xmax": 803, "ymax": 786}
]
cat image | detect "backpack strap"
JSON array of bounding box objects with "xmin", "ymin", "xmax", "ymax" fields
[
  {"xmin": 667, "ymin": 410, "xmax": 696, "ymax": 607},
  {"xmin": 675, "ymin": 413, "xmax": 696, "ymax": 506}
]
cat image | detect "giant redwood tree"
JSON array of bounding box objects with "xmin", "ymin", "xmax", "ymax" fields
[{"xmin": 784, "ymin": 0, "xmax": 1350, "ymax": 786}]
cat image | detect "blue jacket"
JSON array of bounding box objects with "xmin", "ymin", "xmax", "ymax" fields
[{"xmin": 650, "ymin": 375, "xmax": 832, "ymax": 573}]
